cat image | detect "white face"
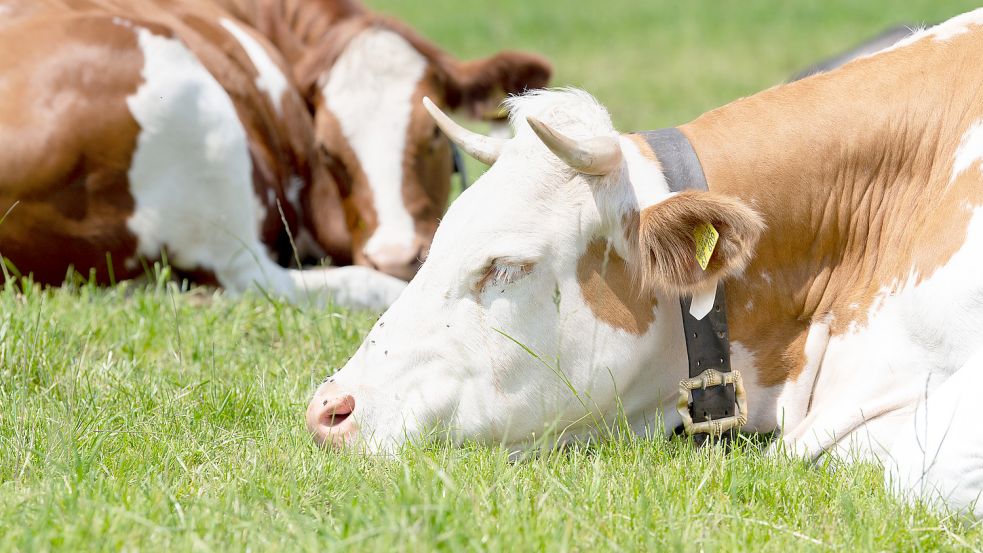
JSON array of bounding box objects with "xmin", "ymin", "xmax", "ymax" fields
[
  {"xmin": 309, "ymin": 90, "xmax": 700, "ymax": 453},
  {"xmin": 321, "ymin": 28, "xmax": 431, "ymax": 278}
]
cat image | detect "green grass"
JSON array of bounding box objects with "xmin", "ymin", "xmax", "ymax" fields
[{"xmin": 4, "ymin": 1, "xmax": 983, "ymax": 550}]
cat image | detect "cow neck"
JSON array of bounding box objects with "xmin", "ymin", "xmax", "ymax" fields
[
  {"xmin": 641, "ymin": 129, "xmax": 740, "ymax": 443},
  {"xmin": 679, "ymin": 46, "xmax": 955, "ymax": 391}
]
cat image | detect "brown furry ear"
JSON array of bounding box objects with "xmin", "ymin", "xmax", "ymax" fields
[
  {"xmin": 440, "ymin": 51, "xmax": 552, "ymax": 119},
  {"xmin": 638, "ymin": 191, "xmax": 764, "ymax": 295}
]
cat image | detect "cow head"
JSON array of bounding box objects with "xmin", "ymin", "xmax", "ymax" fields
[
  {"xmin": 307, "ymin": 89, "xmax": 763, "ymax": 453},
  {"xmin": 299, "ymin": 17, "xmax": 551, "ymax": 280}
]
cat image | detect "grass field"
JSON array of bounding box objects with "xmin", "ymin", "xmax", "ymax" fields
[{"xmin": 3, "ymin": 1, "xmax": 983, "ymax": 551}]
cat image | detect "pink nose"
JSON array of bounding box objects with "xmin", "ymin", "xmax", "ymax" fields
[
  {"xmin": 363, "ymin": 244, "xmax": 422, "ymax": 281},
  {"xmin": 306, "ymin": 382, "xmax": 358, "ymax": 448}
]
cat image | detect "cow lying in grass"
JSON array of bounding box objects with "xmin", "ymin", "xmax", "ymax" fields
[
  {"xmin": 0, "ymin": 0, "xmax": 550, "ymax": 310},
  {"xmin": 308, "ymin": 10, "xmax": 983, "ymax": 517}
]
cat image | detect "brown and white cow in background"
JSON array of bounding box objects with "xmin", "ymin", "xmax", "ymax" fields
[
  {"xmin": 0, "ymin": 0, "xmax": 550, "ymax": 308},
  {"xmin": 209, "ymin": 0, "xmax": 551, "ymax": 278},
  {"xmin": 308, "ymin": 11, "xmax": 983, "ymax": 517}
]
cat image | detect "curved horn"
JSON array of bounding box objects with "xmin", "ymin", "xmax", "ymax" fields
[
  {"xmin": 423, "ymin": 97, "xmax": 504, "ymax": 165},
  {"xmin": 526, "ymin": 116, "xmax": 622, "ymax": 176}
]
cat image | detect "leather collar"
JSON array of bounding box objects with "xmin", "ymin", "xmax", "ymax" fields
[{"xmin": 639, "ymin": 129, "xmax": 743, "ymax": 444}]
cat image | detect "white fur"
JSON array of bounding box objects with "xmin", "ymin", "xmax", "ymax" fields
[
  {"xmin": 733, "ymin": 317, "xmax": 832, "ymax": 434},
  {"xmin": 126, "ymin": 27, "xmax": 269, "ymax": 286},
  {"xmin": 783, "ymin": 206, "xmax": 983, "ymax": 464},
  {"xmin": 886, "ymin": 349, "xmax": 983, "ymax": 519},
  {"xmin": 878, "ymin": 9, "xmax": 983, "ymax": 55},
  {"xmin": 618, "ymin": 136, "xmax": 670, "ymax": 209},
  {"xmin": 124, "ymin": 27, "xmax": 404, "ymax": 311},
  {"xmin": 219, "ymin": 19, "xmax": 289, "ymax": 117},
  {"xmin": 323, "ymin": 28, "xmax": 426, "ymax": 260},
  {"xmin": 951, "ymin": 121, "xmax": 983, "ymax": 184}
]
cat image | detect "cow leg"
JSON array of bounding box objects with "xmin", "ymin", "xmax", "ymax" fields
[
  {"xmin": 212, "ymin": 247, "xmax": 404, "ymax": 312},
  {"xmin": 884, "ymin": 351, "xmax": 983, "ymax": 518},
  {"xmin": 287, "ymin": 266, "xmax": 406, "ymax": 312}
]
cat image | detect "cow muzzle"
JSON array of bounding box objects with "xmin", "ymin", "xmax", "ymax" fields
[
  {"xmin": 363, "ymin": 242, "xmax": 424, "ymax": 281},
  {"xmin": 306, "ymin": 381, "xmax": 359, "ymax": 448}
]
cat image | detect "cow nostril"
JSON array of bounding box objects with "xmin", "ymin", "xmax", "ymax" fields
[{"xmin": 319, "ymin": 395, "xmax": 355, "ymax": 428}]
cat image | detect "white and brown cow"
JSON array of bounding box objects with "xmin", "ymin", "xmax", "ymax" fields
[
  {"xmin": 308, "ymin": 11, "xmax": 983, "ymax": 517},
  {"xmin": 209, "ymin": 0, "xmax": 551, "ymax": 278},
  {"xmin": 0, "ymin": 0, "xmax": 550, "ymax": 308}
]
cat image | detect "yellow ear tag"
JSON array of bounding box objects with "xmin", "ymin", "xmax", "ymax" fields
[{"xmin": 692, "ymin": 222, "xmax": 719, "ymax": 271}]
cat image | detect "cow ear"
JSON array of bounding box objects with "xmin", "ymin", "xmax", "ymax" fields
[
  {"xmin": 637, "ymin": 191, "xmax": 764, "ymax": 295},
  {"xmin": 440, "ymin": 51, "xmax": 552, "ymax": 119}
]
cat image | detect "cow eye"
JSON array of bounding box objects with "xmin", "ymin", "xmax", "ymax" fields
[{"xmin": 476, "ymin": 259, "xmax": 534, "ymax": 293}]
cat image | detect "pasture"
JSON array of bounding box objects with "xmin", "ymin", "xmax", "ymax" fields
[{"xmin": 2, "ymin": 0, "xmax": 982, "ymax": 550}]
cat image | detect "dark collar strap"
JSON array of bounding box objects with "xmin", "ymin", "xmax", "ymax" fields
[
  {"xmin": 641, "ymin": 129, "xmax": 739, "ymax": 444},
  {"xmin": 639, "ymin": 128, "xmax": 709, "ymax": 194}
]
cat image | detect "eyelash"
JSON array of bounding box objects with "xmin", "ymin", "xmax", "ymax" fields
[
  {"xmin": 476, "ymin": 261, "xmax": 533, "ymax": 292},
  {"xmin": 490, "ymin": 263, "xmax": 530, "ymax": 285}
]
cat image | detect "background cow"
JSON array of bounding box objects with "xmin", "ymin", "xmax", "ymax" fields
[
  {"xmin": 309, "ymin": 11, "xmax": 983, "ymax": 518},
  {"xmin": 210, "ymin": 0, "xmax": 552, "ymax": 278},
  {"xmin": 0, "ymin": 0, "xmax": 550, "ymax": 308}
]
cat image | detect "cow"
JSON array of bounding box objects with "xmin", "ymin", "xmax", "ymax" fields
[
  {"xmin": 307, "ymin": 11, "xmax": 983, "ymax": 518},
  {"xmin": 0, "ymin": 0, "xmax": 551, "ymax": 309},
  {"xmin": 203, "ymin": 0, "xmax": 551, "ymax": 278}
]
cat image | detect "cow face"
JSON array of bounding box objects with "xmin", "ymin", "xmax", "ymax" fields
[
  {"xmin": 307, "ymin": 90, "xmax": 763, "ymax": 453},
  {"xmin": 306, "ymin": 22, "xmax": 551, "ymax": 281}
]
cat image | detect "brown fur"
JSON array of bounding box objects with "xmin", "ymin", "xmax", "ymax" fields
[
  {"xmin": 577, "ymin": 239, "xmax": 658, "ymax": 335},
  {"xmin": 673, "ymin": 28, "xmax": 983, "ymax": 385},
  {"xmin": 0, "ymin": 13, "xmax": 148, "ymax": 284}
]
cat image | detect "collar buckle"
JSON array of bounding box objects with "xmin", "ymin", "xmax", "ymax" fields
[{"xmin": 676, "ymin": 368, "xmax": 748, "ymax": 436}]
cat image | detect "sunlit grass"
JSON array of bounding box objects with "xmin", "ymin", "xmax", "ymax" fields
[
  {"xmin": 3, "ymin": 0, "xmax": 983, "ymax": 550},
  {"xmin": 1, "ymin": 282, "xmax": 980, "ymax": 550}
]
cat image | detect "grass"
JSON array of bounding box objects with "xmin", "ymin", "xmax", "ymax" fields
[{"xmin": 3, "ymin": 1, "xmax": 983, "ymax": 550}]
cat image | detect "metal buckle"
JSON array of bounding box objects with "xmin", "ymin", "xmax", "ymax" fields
[{"xmin": 676, "ymin": 369, "xmax": 748, "ymax": 436}]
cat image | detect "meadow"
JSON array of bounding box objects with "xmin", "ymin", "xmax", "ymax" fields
[{"xmin": 3, "ymin": 1, "xmax": 983, "ymax": 550}]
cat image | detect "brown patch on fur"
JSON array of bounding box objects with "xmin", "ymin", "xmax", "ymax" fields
[
  {"xmin": 677, "ymin": 29, "xmax": 983, "ymax": 386},
  {"xmin": 311, "ymin": 100, "xmax": 376, "ymax": 267},
  {"xmin": 400, "ymin": 76, "xmax": 455, "ymax": 268},
  {"xmin": 636, "ymin": 191, "xmax": 764, "ymax": 296},
  {"xmin": 0, "ymin": 13, "xmax": 147, "ymax": 285},
  {"xmin": 577, "ymin": 239, "xmax": 658, "ymax": 335}
]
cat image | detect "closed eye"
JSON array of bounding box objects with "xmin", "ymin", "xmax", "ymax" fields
[{"xmin": 475, "ymin": 259, "xmax": 534, "ymax": 293}]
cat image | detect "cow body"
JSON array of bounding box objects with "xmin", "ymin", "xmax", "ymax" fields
[
  {"xmin": 0, "ymin": 0, "xmax": 551, "ymax": 307},
  {"xmin": 309, "ymin": 11, "xmax": 983, "ymax": 517},
  {"xmin": 0, "ymin": 1, "xmax": 393, "ymax": 308}
]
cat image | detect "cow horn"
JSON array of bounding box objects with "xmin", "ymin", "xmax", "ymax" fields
[
  {"xmin": 526, "ymin": 117, "xmax": 622, "ymax": 176},
  {"xmin": 423, "ymin": 97, "xmax": 504, "ymax": 165}
]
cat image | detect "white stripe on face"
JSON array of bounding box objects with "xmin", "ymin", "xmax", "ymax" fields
[
  {"xmin": 220, "ymin": 18, "xmax": 289, "ymax": 117},
  {"xmin": 322, "ymin": 28, "xmax": 427, "ymax": 258}
]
